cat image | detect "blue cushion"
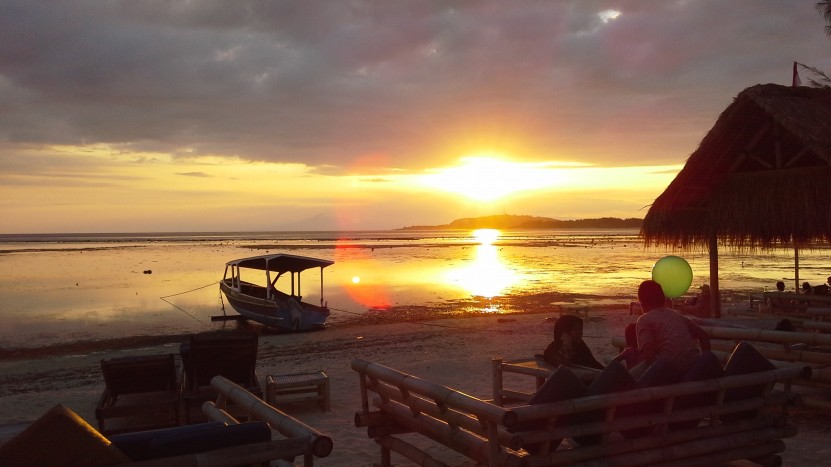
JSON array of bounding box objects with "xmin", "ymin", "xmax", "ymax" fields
[{"xmin": 110, "ymin": 421, "xmax": 271, "ymax": 460}]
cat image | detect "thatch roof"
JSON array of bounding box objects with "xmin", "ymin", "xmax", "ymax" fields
[{"xmin": 642, "ymin": 83, "xmax": 831, "ymax": 250}]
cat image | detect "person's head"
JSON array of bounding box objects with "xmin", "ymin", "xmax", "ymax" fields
[
  {"xmin": 776, "ymin": 281, "xmax": 785, "ymax": 292},
  {"xmin": 624, "ymin": 322, "xmax": 637, "ymax": 348},
  {"xmin": 827, "ymin": 276, "xmax": 831, "ymax": 287},
  {"xmin": 553, "ymin": 315, "xmax": 584, "ymax": 342},
  {"xmin": 637, "ymin": 280, "xmax": 666, "ymax": 312},
  {"xmin": 699, "ymin": 284, "xmax": 710, "ymax": 294},
  {"xmin": 803, "ymin": 282, "xmax": 812, "ymax": 292}
]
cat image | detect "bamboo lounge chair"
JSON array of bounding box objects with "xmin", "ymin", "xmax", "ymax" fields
[
  {"xmin": 95, "ymin": 353, "xmax": 180, "ymax": 435},
  {"xmin": 180, "ymin": 331, "xmax": 262, "ymax": 423}
]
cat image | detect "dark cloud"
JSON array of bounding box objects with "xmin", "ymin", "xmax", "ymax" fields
[{"xmin": 0, "ymin": 0, "xmax": 828, "ymax": 171}]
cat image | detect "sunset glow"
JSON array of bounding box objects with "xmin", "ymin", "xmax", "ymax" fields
[
  {"xmin": 418, "ymin": 156, "xmax": 581, "ymax": 202},
  {"xmin": 1, "ymin": 1, "xmax": 826, "ymax": 233}
]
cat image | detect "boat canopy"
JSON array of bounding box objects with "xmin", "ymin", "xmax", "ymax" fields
[{"xmin": 227, "ymin": 254, "xmax": 334, "ymax": 274}]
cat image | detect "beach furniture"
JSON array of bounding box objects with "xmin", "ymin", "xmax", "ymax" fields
[
  {"xmin": 95, "ymin": 353, "xmax": 181, "ymax": 435},
  {"xmin": 353, "ymin": 350, "xmax": 803, "ymax": 467},
  {"xmin": 180, "ymin": 331, "xmax": 262, "ymax": 423},
  {"xmin": 0, "ymin": 375, "xmax": 333, "ymax": 466},
  {"xmin": 698, "ymin": 326, "xmax": 831, "ymax": 411},
  {"xmin": 266, "ymin": 371, "xmax": 331, "ymax": 411},
  {"xmin": 491, "ymin": 357, "xmax": 599, "ymax": 407}
]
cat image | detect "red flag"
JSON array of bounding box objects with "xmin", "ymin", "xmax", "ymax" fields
[{"xmin": 793, "ymin": 61, "xmax": 802, "ymax": 87}]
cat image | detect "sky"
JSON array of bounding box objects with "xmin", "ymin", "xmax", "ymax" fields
[{"xmin": 1, "ymin": 1, "xmax": 829, "ymax": 233}]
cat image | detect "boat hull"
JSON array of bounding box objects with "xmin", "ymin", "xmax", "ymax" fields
[{"xmin": 219, "ymin": 282, "xmax": 329, "ymax": 332}]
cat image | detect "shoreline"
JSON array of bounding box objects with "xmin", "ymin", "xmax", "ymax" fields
[{"xmin": 0, "ymin": 287, "xmax": 754, "ymax": 360}]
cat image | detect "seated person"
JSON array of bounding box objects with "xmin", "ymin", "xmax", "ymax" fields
[
  {"xmin": 543, "ymin": 315, "xmax": 603, "ymax": 370},
  {"xmin": 610, "ymin": 323, "xmax": 640, "ymax": 369},
  {"xmin": 678, "ymin": 284, "xmax": 712, "ymax": 318},
  {"xmin": 813, "ymin": 282, "xmax": 830, "ymax": 296},
  {"xmin": 630, "ymin": 280, "xmax": 711, "ymax": 383},
  {"xmin": 765, "ymin": 280, "xmax": 794, "ymax": 311}
]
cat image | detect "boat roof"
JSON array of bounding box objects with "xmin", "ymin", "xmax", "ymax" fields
[{"xmin": 227, "ymin": 254, "xmax": 334, "ymax": 273}]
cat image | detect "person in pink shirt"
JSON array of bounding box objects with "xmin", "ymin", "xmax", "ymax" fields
[{"xmin": 631, "ymin": 280, "xmax": 711, "ymax": 384}]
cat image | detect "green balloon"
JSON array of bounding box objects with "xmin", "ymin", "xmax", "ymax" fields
[{"xmin": 651, "ymin": 256, "xmax": 693, "ymax": 298}]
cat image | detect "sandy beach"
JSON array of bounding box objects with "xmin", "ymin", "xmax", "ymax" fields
[{"xmin": 1, "ymin": 306, "xmax": 829, "ymax": 466}]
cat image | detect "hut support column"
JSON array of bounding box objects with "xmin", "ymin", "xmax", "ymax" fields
[
  {"xmin": 709, "ymin": 233, "xmax": 721, "ymax": 318},
  {"xmin": 794, "ymin": 243, "xmax": 800, "ymax": 293}
]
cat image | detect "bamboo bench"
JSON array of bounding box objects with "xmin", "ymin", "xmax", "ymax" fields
[
  {"xmin": 701, "ymin": 327, "xmax": 831, "ymax": 411},
  {"xmin": 352, "ymin": 358, "xmax": 802, "ymax": 467}
]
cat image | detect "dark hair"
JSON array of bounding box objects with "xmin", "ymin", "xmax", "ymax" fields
[
  {"xmin": 776, "ymin": 281, "xmax": 785, "ymax": 291},
  {"xmin": 553, "ymin": 315, "xmax": 583, "ymax": 341},
  {"xmin": 638, "ymin": 280, "xmax": 666, "ymax": 311}
]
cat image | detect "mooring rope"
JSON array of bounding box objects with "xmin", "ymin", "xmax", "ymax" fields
[{"xmin": 159, "ymin": 281, "xmax": 220, "ymax": 322}]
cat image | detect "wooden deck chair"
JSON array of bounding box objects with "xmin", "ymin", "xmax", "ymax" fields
[
  {"xmin": 95, "ymin": 353, "xmax": 180, "ymax": 435},
  {"xmin": 180, "ymin": 331, "xmax": 262, "ymax": 423}
]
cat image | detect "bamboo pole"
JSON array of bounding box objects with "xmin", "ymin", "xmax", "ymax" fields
[
  {"xmin": 201, "ymin": 401, "xmax": 239, "ymax": 425},
  {"xmin": 368, "ymin": 381, "xmax": 520, "ymax": 450},
  {"xmin": 544, "ymin": 417, "xmax": 788, "ymax": 465},
  {"xmin": 707, "ymin": 339, "xmax": 831, "ymax": 366},
  {"xmin": 352, "ymin": 358, "xmax": 515, "ymax": 427},
  {"xmin": 801, "ymin": 321, "xmax": 831, "ymax": 332},
  {"xmin": 566, "ymin": 427, "xmax": 791, "ymax": 467},
  {"xmin": 372, "ymin": 399, "xmax": 525, "ymax": 467},
  {"xmin": 210, "ymin": 376, "xmax": 333, "ymax": 459},
  {"xmin": 516, "ymin": 396, "xmax": 789, "ymax": 448},
  {"xmin": 376, "ymin": 435, "xmax": 451, "ymax": 467},
  {"xmin": 510, "ymin": 367, "xmax": 801, "ymax": 423},
  {"xmin": 701, "ymin": 326, "xmax": 831, "ymax": 347},
  {"xmin": 491, "ymin": 358, "xmax": 504, "ymax": 407}
]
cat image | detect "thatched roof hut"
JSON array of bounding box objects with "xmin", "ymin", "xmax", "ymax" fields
[{"xmin": 641, "ymin": 83, "xmax": 831, "ymax": 316}]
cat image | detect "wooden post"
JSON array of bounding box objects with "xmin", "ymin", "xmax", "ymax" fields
[
  {"xmin": 709, "ymin": 232, "xmax": 721, "ymax": 318},
  {"xmin": 491, "ymin": 358, "xmax": 503, "ymax": 407},
  {"xmin": 794, "ymin": 243, "xmax": 800, "ymax": 294}
]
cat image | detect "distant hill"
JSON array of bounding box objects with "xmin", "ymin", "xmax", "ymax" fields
[{"xmin": 399, "ymin": 214, "xmax": 643, "ymax": 230}]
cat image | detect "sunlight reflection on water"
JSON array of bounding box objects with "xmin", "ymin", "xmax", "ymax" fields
[{"xmin": 0, "ymin": 229, "xmax": 828, "ymax": 348}]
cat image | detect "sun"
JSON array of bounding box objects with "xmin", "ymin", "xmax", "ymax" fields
[{"xmin": 419, "ymin": 155, "xmax": 564, "ymax": 202}]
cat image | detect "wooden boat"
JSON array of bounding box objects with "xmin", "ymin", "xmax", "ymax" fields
[{"xmin": 219, "ymin": 254, "xmax": 334, "ymax": 332}]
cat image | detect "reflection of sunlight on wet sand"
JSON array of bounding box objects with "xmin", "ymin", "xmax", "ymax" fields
[{"xmin": 444, "ymin": 230, "xmax": 519, "ymax": 309}]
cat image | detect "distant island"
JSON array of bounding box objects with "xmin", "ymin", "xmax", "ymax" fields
[{"xmin": 399, "ymin": 214, "xmax": 643, "ymax": 230}]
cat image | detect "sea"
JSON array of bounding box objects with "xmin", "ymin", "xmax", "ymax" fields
[{"xmin": 0, "ymin": 229, "xmax": 827, "ymax": 350}]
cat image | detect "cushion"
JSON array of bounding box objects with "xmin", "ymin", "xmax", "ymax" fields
[
  {"xmin": 510, "ymin": 366, "xmax": 586, "ymax": 454},
  {"xmin": 0, "ymin": 404, "xmax": 130, "ymax": 467},
  {"xmin": 110, "ymin": 421, "xmax": 271, "ymax": 461}
]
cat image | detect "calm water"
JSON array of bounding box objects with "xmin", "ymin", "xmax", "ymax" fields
[{"xmin": 0, "ymin": 229, "xmax": 828, "ymax": 349}]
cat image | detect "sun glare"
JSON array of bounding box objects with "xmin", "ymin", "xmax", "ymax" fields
[
  {"xmin": 473, "ymin": 229, "xmax": 499, "ymax": 245},
  {"xmin": 420, "ymin": 156, "xmax": 571, "ymax": 202}
]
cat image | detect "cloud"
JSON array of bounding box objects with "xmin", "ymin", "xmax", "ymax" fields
[
  {"xmin": 176, "ymin": 171, "xmax": 212, "ymax": 178},
  {"xmin": 0, "ymin": 0, "xmax": 828, "ymax": 175}
]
